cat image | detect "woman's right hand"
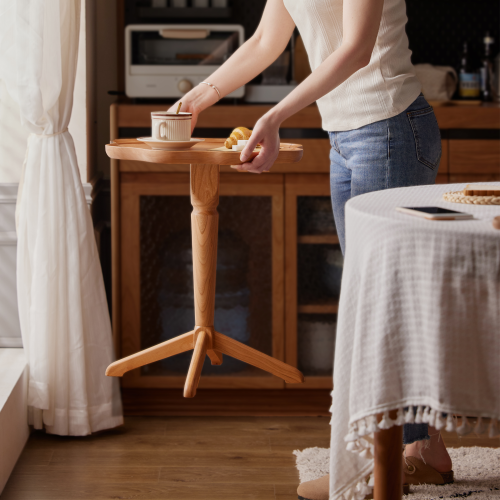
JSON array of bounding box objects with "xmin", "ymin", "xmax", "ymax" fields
[
  {"xmin": 167, "ymin": 97, "xmax": 199, "ymax": 133},
  {"xmin": 167, "ymin": 85, "xmax": 218, "ymax": 133}
]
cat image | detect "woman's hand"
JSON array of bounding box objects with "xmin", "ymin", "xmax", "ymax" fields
[
  {"xmin": 232, "ymin": 114, "xmax": 281, "ymax": 174},
  {"xmin": 167, "ymin": 96, "xmax": 201, "ymax": 133}
]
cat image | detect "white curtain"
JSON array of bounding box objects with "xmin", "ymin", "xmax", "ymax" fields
[{"xmin": 0, "ymin": 0, "xmax": 123, "ymax": 435}]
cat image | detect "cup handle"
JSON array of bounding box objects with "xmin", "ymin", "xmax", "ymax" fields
[{"xmin": 159, "ymin": 122, "xmax": 166, "ymax": 139}]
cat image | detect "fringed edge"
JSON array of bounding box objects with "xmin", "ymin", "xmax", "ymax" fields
[
  {"xmin": 333, "ymin": 479, "xmax": 373, "ymax": 500},
  {"xmin": 335, "ymin": 406, "xmax": 500, "ymax": 500}
]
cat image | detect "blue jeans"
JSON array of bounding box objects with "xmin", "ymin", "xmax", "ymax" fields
[{"xmin": 329, "ymin": 94, "xmax": 441, "ymax": 444}]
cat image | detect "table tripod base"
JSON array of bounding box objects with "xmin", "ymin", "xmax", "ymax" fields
[
  {"xmin": 106, "ymin": 163, "xmax": 303, "ymax": 397},
  {"xmin": 106, "ymin": 326, "xmax": 304, "ymax": 397}
]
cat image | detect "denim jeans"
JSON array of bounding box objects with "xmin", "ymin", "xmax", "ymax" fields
[{"xmin": 329, "ymin": 94, "xmax": 441, "ymax": 444}]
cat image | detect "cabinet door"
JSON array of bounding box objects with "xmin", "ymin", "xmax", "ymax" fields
[
  {"xmin": 285, "ymin": 174, "xmax": 338, "ymax": 389},
  {"xmin": 119, "ymin": 171, "xmax": 285, "ymax": 389}
]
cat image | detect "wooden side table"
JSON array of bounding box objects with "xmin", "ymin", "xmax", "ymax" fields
[{"xmin": 104, "ymin": 139, "xmax": 304, "ymax": 397}]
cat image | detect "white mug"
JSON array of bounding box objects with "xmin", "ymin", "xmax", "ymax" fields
[{"xmin": 151, "ymin": 111, "xmax": 192, "ymax": 141}]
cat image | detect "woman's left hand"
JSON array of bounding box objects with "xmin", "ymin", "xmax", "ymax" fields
[{"xmin": 231, "ymin": 114, "xmax": 281, "ymax": 174}]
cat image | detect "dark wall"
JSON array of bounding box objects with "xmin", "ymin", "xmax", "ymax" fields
[
  {"xmin": 406, "ymin": 0, "xmax": 499, "ymax": 70},
  {"xmin": 125, "ymin": 0, "xmax": 499, "ymax": 72},
  {"xmin": 236, "ymin": 0, "xmax": 500, "ymax": 71}
]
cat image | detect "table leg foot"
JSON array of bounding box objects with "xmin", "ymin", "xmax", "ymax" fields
[
  {"xmin": 207, "ymin": 349, "xmax": 223, "ymax": 365},
  {"xmin": 184, "ymin": 330, "xmax": 208, "ymax": 398}
]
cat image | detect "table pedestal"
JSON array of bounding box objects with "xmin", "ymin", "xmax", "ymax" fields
[{"xmin": 106, "ymin": 164, "xmax": 304, "ymax": 397}]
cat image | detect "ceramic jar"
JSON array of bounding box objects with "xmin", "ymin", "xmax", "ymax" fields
[{"xmin": 298, "ymin": 317, "xmax": 337, "ymax": 374}]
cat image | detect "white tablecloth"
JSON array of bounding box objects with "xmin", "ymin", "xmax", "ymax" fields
[{"xmin": 329, "ymin": 183, "xmax": 500, "ymax": 500}]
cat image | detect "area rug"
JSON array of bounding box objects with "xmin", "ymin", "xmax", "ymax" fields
[{"xmin": 294, "ymin": 447, "xmax": 500, "ymax": 499}]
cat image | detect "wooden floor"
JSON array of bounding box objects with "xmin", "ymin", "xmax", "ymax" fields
[{"xmin": 2, "ymin": 417, "xmax": 499, "ymax": 500}]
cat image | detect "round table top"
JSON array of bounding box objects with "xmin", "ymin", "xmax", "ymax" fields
[
  {"xmin": 105, "ymin": 138, "xmax": 303, "ymax": 165},
  {"xmin": 347, "ymin": 182, "xmax": 500, "ymax": 239}
]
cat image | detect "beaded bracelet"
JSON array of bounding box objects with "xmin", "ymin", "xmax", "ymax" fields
[{"xmin": 200, "ymin": 81, "xmax": 222, "ymax": 101}]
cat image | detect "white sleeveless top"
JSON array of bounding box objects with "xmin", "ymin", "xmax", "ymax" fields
[{"xmin": 284, "ymin": 0, "xmax": 421, "ymax": 131}]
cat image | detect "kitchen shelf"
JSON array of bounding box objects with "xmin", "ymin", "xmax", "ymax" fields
[
  {"xmin": 298, "ymin": 301, "xmax": 339, "ymax": 315},
  {"xmin": 297, "ymin": 234, "xmax": 339, "ymax": 245}
]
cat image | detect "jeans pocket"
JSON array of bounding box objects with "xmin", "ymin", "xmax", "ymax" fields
[{"xmin": 407, "ymin": 107, "xmax": 441, "ymax": 170}]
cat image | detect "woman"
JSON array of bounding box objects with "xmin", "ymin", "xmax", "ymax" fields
[{"xmin": 171, "ymin": 0, "xmax": 451, "ymax": 497}]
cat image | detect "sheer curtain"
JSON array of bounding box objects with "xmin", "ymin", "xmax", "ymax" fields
[{"xmin": 0, "ymin": 0, "xmax": 123, "ymax": 435}]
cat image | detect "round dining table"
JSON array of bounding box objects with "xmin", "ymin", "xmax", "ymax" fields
[{"xmin": 328, "ymin": 183, "xmax": 500, "ymax": 500}]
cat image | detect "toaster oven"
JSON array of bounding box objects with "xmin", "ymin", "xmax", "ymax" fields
[{"xmin": 125, "ymin": 24, "xmax": 245, "ymax": 98}]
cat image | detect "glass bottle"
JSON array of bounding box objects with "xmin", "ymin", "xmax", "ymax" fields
[
  {"xmin": 459, "ymin": 42, "xmax": 481, "ymax": 100},
  {"xmin": 494, "ymin": 52, "xmax": 500, "ymax": 102},
  {"xmin": 480, "ymin": 33, "xmax": 495, "ymax": 101}
]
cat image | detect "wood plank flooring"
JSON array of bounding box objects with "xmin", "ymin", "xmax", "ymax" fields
[{"xmin": 2, "ymin": 417, "xmax": 498, "ymax": 500}]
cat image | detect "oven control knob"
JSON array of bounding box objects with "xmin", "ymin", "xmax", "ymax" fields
[{"xmin": 178, "ymin": 79, "xmax": 193, "ymax": 93}]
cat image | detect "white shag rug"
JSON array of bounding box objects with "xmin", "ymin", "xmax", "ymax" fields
[{"xmin": 294, "ymin": 447, "xmax": 500, "ymax": 499}]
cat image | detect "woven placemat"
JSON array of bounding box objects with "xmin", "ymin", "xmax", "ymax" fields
[{"xmin": 443, "ymin": 191, "xmax": 500, "ymax": 205}]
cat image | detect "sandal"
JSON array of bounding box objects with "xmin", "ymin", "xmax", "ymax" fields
[{"xmin": 403, "ymin": 456, "xmax": 454, "ymax": 485}]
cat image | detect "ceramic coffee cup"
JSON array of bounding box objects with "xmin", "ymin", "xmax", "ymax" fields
[{"xmin": 151, "ymin": 111, "xmax": 192, "ymax": 141}]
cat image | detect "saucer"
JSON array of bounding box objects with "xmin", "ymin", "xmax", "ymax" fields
[{"xmin": 137, "ymin": 137, "xmax": 204, "ymax": 150}]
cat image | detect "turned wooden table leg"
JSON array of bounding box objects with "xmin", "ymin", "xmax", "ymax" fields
[
  {"xmin": 373, "ymin": 410, "xmax": 403, "ymax": 500},
  {"xmin": 190, "ymin": 163, "xmax": 219, "ymax": 327},
  {"xmin": 184, "ymin": 163, "xmax": 221, "ymax": 397}
]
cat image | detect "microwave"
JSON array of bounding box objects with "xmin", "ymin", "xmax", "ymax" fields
[{"xmin": 125, "ymin": 24, "xmax": 245, "ymax": 98}]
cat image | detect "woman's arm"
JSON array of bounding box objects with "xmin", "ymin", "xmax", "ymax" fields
[
  {"xmin": 238, "ymin": 0, "xmax": 385, "ymax": 173},
  {"xmin": 169, "ymin": 0, "xmax": 296, "ymax": 127}
]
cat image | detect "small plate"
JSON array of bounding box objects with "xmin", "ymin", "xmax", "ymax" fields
[{"xmin": 137, "ymin": 137, "xmax": 204, "ymax": 150}]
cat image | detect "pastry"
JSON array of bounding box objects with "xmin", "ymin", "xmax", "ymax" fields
[{"xmin": 225, "ymin": 127, "xmax": 252, "ymax": 149}]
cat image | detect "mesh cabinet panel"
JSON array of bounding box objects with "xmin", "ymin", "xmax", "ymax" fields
[
  {"xmin": 297, "ymin": 196, "xmax": 336, "ymax": 235},
  {"xmin": 139, "ymin": 195, "xmax": 273, "ymax": 376},
  {"xmin": 296, "ymin": 196, "xmax": 340, "ymax": 378}
]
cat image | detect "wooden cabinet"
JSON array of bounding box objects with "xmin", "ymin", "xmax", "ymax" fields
[
  {"xmin": 109, "ymin": 102, "xmax": 499, "ymax": 414},
  {"xmin": 117, "ymin": 171, "xmax": 285, "ymax": 389}
]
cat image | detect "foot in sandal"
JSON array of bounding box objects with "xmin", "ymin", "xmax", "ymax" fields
[
  {"xmin": 297, "ymin": 474, "xmax": 329, "ymax": 500},
  {"xmin": 297, "ymin": 474, "xmax": 410, "ymax": 500},
  {"xmin": 403, "ymin": 425, "xmax": 454, "ymax": 485}
]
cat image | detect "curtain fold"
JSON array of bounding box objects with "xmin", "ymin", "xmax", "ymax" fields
[{"xmin": 0, "ymin": 0, "xmax": 123, "ymax": 435}]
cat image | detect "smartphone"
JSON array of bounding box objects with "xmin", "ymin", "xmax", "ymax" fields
[{"xmin": 395, "ymin": 206, "xmax": 473, "ymax": 220}]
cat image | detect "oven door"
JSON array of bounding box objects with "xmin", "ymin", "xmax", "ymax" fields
[{"xmin": 126, "ymin": 24, "xmax": 244, "ymax": 98}]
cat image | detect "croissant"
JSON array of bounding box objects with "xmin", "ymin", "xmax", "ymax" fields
[{"xmin": 224, "ymin": 127, "xmax": 252, "ymax": 149}]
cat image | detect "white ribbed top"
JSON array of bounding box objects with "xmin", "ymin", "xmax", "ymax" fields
[{"xmin": 284, "ymin": 0, "xmax": 422, "ymax": 131}]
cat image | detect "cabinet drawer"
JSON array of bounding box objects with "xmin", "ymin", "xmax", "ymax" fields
[{"xmin": 449, "ymin": 140, "xmax": 500, "ymax": 174}]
